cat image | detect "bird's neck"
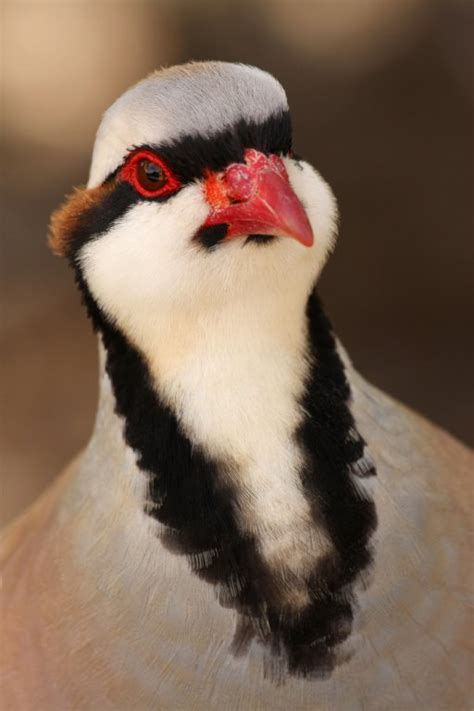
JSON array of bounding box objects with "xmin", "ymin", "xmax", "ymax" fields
[{"xmin": 62, "ymin": 286, "xmax": 376, "ymax": 680}]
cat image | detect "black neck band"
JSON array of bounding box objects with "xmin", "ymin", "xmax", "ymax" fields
[{"xmin": 76, "ymin": 268, "xmax": 376, "ymax": 679}]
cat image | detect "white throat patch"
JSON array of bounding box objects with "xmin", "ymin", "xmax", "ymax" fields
[{"xmin": 146, "ymin": 291, "xmax": 330, "ymax": 608}]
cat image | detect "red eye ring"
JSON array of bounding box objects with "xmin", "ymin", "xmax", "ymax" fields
[{"xmin": 120, "ymin": 149, "xmax": 181, "ymax": 198}]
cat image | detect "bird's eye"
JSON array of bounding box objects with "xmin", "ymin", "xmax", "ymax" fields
[
  {"xmin": 120, "ymin": 149, "xmax": 181, "ymax": 199},
  {"xmin": 137, "ymin": 160, "xmax": 166, "ymax": 191}
]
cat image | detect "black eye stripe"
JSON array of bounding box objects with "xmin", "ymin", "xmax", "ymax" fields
[
  {"xmin": 159, "ymin": 110, "xmax": 292, "ymax": 182},
  {"xmin": 113, "ymin": 110, "xmax": 292, "ymax": 186}
]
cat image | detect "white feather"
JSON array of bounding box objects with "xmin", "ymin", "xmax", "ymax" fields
[{"xmin": 88, "ymin": 62, "xmax": 288, "ymax": 188}]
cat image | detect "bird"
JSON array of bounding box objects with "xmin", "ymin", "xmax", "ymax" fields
[{"xmin": 1, "ymin": 61, "xmax": 472, "ymax": 711}]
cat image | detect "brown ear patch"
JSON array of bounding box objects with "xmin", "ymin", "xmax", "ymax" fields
[{"xmin": 48, "ymin": 182, "xmax": 115, "ymax": 258}]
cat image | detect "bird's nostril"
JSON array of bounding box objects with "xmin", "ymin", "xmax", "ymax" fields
[{"xmin": 225, "ymin": 164, "xmax": 253, "ymax": 202}]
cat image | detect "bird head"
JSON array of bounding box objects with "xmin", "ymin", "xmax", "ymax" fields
[{"xmin": 50, "ymin": 62, "xmax": 338, "ymax": 335}]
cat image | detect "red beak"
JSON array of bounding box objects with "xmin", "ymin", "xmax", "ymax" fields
[{"xmin": 202, "ymin": 149, "xmax": 313, "ymax": 247}]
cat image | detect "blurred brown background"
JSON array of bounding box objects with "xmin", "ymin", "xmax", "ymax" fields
[{"xmin": 1, "ymin": 0, "xmax": 473, "ymax": 526}]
